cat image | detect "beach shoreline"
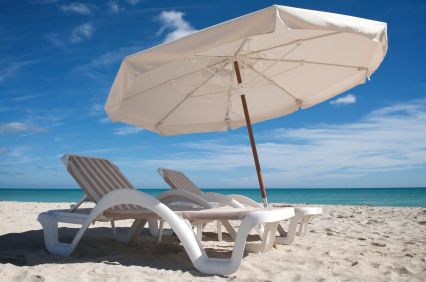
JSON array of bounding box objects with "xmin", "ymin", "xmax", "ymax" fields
[{"xmin": 0, "ymin": 202, "xmax": 425, "ymax": 281}]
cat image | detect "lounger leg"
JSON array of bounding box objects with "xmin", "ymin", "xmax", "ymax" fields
[
  {"xmin": 216, "ymin": 220, "xmax": 222, "ymax": 241},
  {"xmin": 111, "ymin": 220, "xmax": 117, "ymax": 240},
  {"xmin": 157, "ymin": 220, "xmax": 165, "ymax": 243},
  {"xmin": 221, "ymin": 220, "xmax": 237, "ymax": 240},
  {"xmin": 194, "ymin": 222, "xmax": 203, "ymax": 240},
  {"xmin": 297, "ymin": 215, "xmax": 313, "ymax": 236},
  {"xmin": 277, "ymin": 223, "xmax": 287, "ymax": 236},
  {"xmin": 276, "ymin": 215, "xmax": 300, "ymax": 245},
  {"xmin": 37, "ymin": 212, "xmax": 91, "ymax": 256},
  {"xmin": 38, "ymin": 213, "xmax": 61, "ymax": 253},
  {"xmin": 245, "ymin": 222, "xmax": 278, "ymax": 253},
  {"xmin": 121, "ymin": 219, "xmax": 147, "ymax": 243}
]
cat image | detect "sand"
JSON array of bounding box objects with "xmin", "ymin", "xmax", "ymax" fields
[{"xmin": 0, "ymin": 202, "xmax": 425, "ymax": 281}]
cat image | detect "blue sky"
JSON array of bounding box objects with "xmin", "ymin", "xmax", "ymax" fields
[{"xmin": 1, "ymin": 0, "xmax": 426, "ymax": 189}]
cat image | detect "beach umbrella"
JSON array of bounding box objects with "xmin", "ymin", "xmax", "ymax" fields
[{"xmin": 105, "ymin": 5, "xmax": 388, "ymax": 206}]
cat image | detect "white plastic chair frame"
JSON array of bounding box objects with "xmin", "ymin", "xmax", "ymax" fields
[
  {"xmin": 125, "ymin": 189, "xmax": 238, "ymax": 243},
  {"xmin": 228, "ymin": 194, "xmax": 322, "ymax": 244},
  {"xmin": 38, "ymin": 189, "xmax": 293, "ymax": 275},
  {"xmin": 156, "ymin": 167, "xmax": 322, "ymax": 244}
]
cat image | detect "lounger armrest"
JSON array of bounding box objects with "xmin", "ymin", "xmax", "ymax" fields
[
  {"xmin": 202, "ymin": 192, "xmax": 245, "ymax": 208},
  {"xmin": 70, "ymin": 195, "xmax": 89, "ymax": 212},
  {"xmin": 157, "ymin": 189, "xmax": 211, "ymax": 208},
  {"xmin": 227, "ymin": 194, "xmax": 263, "ymax": 208}
]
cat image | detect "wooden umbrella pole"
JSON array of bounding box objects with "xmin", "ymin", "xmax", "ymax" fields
[{"xmin": 234, "ymin": 61, "xmax": 268, "ymax": 207}]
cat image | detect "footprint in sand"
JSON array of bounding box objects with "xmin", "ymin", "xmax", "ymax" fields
[
  {"xmin": 31, "ymin": 275, "xmax": 44, "ymax": 281},
  {"xmin": 418, "ymin": 221, "xmax": 426, "ymax": 225},
  {"xmin": 371, "ymin": 242, "xmax": 386, "ymax": 247},
  {"xmin": 396, "ymin": 267, "xmax": 411, "ymax": 275}
]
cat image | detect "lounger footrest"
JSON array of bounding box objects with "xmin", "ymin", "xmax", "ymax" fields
[{"xmin": 42, "ymin": 210, "xmax": 90, "ymax": 225}]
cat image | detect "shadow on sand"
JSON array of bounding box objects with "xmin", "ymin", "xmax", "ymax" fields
[{"xmin": 0, "ymin": 227, "xmax": 254, "ymax": 276}]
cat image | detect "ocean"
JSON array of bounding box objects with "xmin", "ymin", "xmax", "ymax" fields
[{"xmin": 0, "ymin": 188, "xmax": 425, "ymax": 207}]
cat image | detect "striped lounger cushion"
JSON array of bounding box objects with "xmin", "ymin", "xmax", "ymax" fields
[
  {"xmin": 161, "ymin": 168, "xmax": 203, "ymax": 196},
  {"xmin": 65, "ymin": 154, "xmax": 141, "ymax": 211}
]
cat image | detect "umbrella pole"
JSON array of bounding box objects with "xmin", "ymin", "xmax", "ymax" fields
[{"xmin": 234, "ymin": 61, "xmax": 268, "ymax": 207}]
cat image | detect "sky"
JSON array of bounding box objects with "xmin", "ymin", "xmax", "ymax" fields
[{"xmin": 1, "ymin": 0, "xmax": 426, "ymax": 189}]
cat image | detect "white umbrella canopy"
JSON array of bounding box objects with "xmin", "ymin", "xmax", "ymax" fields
[
  {"xmin": 106, "ymin": 5, "xmax": 387, "ymax": 135},
  {"xmin": 105, "ymin": 5, "xmax": 388, "ymax": 205}
]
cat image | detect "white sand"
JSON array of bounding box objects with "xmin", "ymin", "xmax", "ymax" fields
[{"xmin": 0, "ymin": 202, "xmax": 425, "ymax": 281}]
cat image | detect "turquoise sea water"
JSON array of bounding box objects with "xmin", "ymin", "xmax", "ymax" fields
[{"xmin": 0, "ymin": 188, "xmax": 425, "ymax": 207}]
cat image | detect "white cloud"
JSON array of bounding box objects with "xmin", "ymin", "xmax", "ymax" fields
[
  {"xmin": 126, "ymin": 0, "xmax": 143, "ymax": 5},
  {"xmin": 0, "ymin": 60, "xmax": 34, "ymax": 83},
  {"xmin": 83, "ymin": 47, "xmax": 137, "ymax": 69},
  {"xmin": 61, "ymin": 2, "xmax": 93, "ymax": 15},
  {"xmin": 0, "ymin": 146, "xmax": 40, "ymax": 166},
  {"xmin": 99, "ymin": 117, "xmax": 111, "ymax": 124},
  {"xmin": 71, "ymin": 22, "xmax": 94, "ymax": 43},
  {"xmin": 117, "ymin": 98, "xmax": 426, "ymax": 187},
  {"xmin": 0, "ymin": 122, "xmax": 47, "ymax": 134},
  {"xmin": 89, "ymin": 103, "xmax": 103, "ymax": 116},
  {"xmin": 74, "ymin": 46, "xmax": 139, "ymax": 82},
  {"xmin": 330, "ymin": 94, "xmax": 356, "ymax": 106},
  {"xmin": 45, "ymin": 33, "xmax": 66, "ymax": 48},
  {"xmin": 107, "ymin": 1, "xmax": 124, "ymax": 13},
  {"xmin": 156, "ymin": 10, "xmax": 197, "ymax": 42},
  {"xmin": 13, "ymin": 95, "xmax": 42, "ymax": 102},
  {"xmin": 114, "ymin": 126, "xmax": 143, "ymax": 135}
]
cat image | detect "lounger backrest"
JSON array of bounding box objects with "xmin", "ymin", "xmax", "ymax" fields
[
  {"xmin": 157, "ymin": 168, "xmax": 203, "ymax": 196},
  {"xmin": 63, "ymin": 154, "xmax": 139, "ymax": 210}
]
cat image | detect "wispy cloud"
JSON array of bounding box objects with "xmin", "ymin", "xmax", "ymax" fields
[
  {"xmin": 45, "ymin": 33, "xmax": 66, "ymax": 48},
  {"xmin": 126, "ymin": 0, "xmax": 143, "ymax": 5},
  {"xmin": 60, "ymin": 2, "xmax": 94, "ymax": 15},
  {"xmin": 89, "ymin": 103, "xmax": 103, "ymax": 116},
  {"xmin": 117, "ymin": 98, "xmax": 426, "ymax": 187},
  {"xmin": 0, "ymin": 146, "xmax": 40, "ymax": 166},
  {"xmin": 13, "ymin": 94, "xmax": 43, "ymax": 102},
  {"xmin": 71, "ymin": 22, "xmax": 94, "ymax": 43},
  {"xmin": 114, "ymin": 126, "xmax": 143, "ymax": 135},
  {"xmin": 89, "ymin": 102, "xmax": 110, "ymax": 124},
  {"xmin": 0, "ymin": 122, "xmax": 47, "ymax": 134},
  {"xmin": 156, "ymin": 10, "xmax": 197, "ymax": 42},
  {"xmin": 107, "ymin": 1, "xmax": 124, "ymax": 13},
  {"xmin": 74, "ymin": 46, "xmax": 139, "ymax": 82},
  {"xmin": 75, "ymin": 145, "xmax": 149, "ymax": 155},
  {"xmin": 330, "ymin": 94, "xmax": 356, "ymax": 106},
  {"xmin": 82, "ymin": 47, "xmax": 137, "ymax": 69},
  {"xmin": 0, "ymin": 60, "xmax": 34, "ymax": 83},
  {"xmin": 33, "ymin": 0, "xmax": 63, "ymax": 4}
]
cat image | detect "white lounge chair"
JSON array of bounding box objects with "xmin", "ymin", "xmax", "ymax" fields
[
  {"xmin": 158, "ymin": 167, "xmax": 322, "ymax": 244},
  {"xmin": 38, "ymin": 155, "xmax": 295, "ymax": 275},
  {"xmin": 59, "ymin": 154, "xmax": 238, "ymax": 242}
]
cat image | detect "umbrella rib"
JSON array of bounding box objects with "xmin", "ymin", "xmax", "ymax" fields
[
  {"xmin": 122, "ymin": 59, "xmax": 228, "ymax": 102},
  {"xmin": 246, "ymin": 63, "xmax": 303, "ymax": 87},
  {"xmin": 244, "ymin": 42, "xmax": 301, "ymax": 86},
  {"xmin": 234, "ymin": 38, "xmax": 249, "ymax": 56},
  {"xmin": 156, "ymin": 61, "xmax": 229, "ymax": 127},
  {"xmin": 246, "ymin": 57, "xmax": 367, "ymax": 70},
  {"xmin": 191, "ymin": 89, "xmax": 231, "ymax": 97},
  {"xmin": 193, "ymin": 55, "xmax": 234, "ymax": 59},
  {"xmin": 241, "ymin": 61, "xmax": 300, "ymax": 101},
  {"xmin": 191, "ymin": 38, "xmax": 249, "ymax": 60},
  {"xmin": 245, "ymin": 31, "xmax": 341, "ymax": 56}
]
